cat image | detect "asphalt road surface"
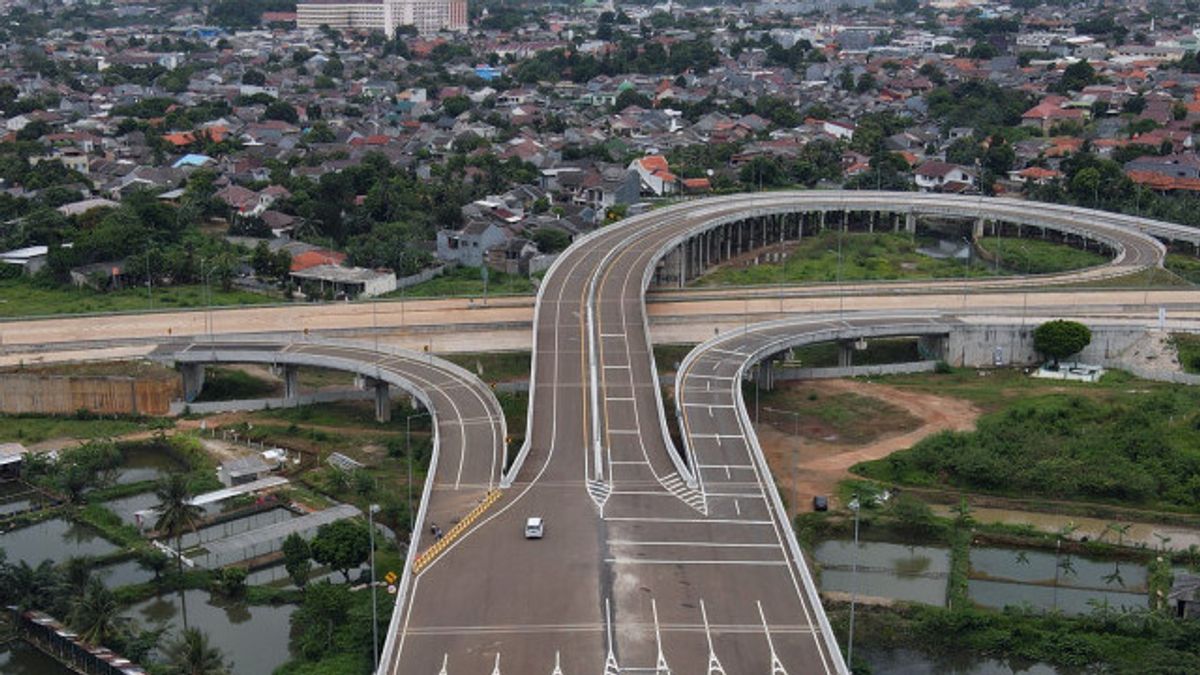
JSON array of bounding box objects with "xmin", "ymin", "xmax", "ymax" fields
[{"xmin": 382, "ymin": 191, "xmax": 1188, "ymax": 674}]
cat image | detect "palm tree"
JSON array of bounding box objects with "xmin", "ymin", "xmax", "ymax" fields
[
  {"xmin": 5, "ymin": 560, "xmax": 69, "ymax": 615},
  {"xmin": 71, "ymin": 577, "xmax": 120, "ymax": 646},
  {"xmin": 163, "ymin": 628, "xmax": 230, "ymax": 675},
  {"xmin": 154, "ymin": 474, "xmax": 204, "ymax": 630}
]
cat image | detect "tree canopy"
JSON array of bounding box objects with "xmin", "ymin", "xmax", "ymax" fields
[
  {"xmin": 1034, "ymin": 319, "xmax": 1092, "ymax": 366},
  {"xmin": 310, "ymin": 519, "xmax": 370, "ymax": 583}
]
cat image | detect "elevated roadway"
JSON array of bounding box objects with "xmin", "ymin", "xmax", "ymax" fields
[
  {"xmin": 0, "ymin": 191, "xmax": 1194, "ymax": 674},
  {"xmin": 380, "ymin": 191, "xmax": 1188, "ymax": 674}
]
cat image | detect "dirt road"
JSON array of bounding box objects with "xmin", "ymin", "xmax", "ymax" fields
[{"xmin": 757, "ymin": 379, "xmax": 980, "ymax": 514}]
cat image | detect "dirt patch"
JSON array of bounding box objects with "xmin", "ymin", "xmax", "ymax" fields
[{"xmin": 757, "ymin": 379, "xmax": 980, "ymax": 515}]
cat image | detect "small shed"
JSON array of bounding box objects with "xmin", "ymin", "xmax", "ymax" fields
[
  {"xmin": 0, "ymin": 442, "xmax": 25, "ymax": 479},
  {"xmin": 1170, "ymin": 573, "xmax": 1200, "ymax": 619},
  {"xmin": 218, "ymin": 455, "xmax": 271, "ymax": 487}
]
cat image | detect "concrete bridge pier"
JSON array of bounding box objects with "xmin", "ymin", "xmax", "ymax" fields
[
  {"xmin": 365, "ymin": 377, "xmax": 391, "ymax": 422},
  {"xmin": 180, "ymin": 363, "xmax": 205, "ymax": 402},
  {"xmin": 905, "ymin": 212, "xmax": 916, "ymax": 234},
  {"xmin": 282, "ymin": 365, "xmax": 300, "ymax": 401}
]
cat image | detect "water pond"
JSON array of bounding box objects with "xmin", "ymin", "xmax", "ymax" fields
[
  {"xmin": 124, "ymin": 588, "xmax": 296, "ymax": 675},
  {"xmin": 0, "ymin": 517, "xmax": 118, "ymax": 567},
  {"xmin": 813, "ymin": 540, "xmax": 951, "ymax": 606}
]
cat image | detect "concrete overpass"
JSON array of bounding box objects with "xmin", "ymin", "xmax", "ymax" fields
[
  {"xmin": 377, "ymin": 191, "xmax": 1193, "ymax": 674},
  {"xmin": 3, "ymin": 191, "xmax": 1199, "ymax": 674}
]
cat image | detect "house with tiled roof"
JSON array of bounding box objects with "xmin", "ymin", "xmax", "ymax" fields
[
  {"xmin": 628, "ymin": 155, "xmax": 678, "ymax": 197},
  {"xmin": 1021, "ymin": 96, "xmax": 1086, "ymax": 133}
]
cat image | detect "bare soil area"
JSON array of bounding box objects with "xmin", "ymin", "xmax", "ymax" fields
[{"xmin": 757, "ymin": 379, "xmax": 980, "ymax": 514}]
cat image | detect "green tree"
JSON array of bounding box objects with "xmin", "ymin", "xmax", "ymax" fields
[
  {"xmin": 138, "ymin": 549, "xmax": 170, "ymax": 586},
  {"xmin": 251, "ymin": 240, "xmax": 273, "ymax": 277},
  {"xmin": 163, "ymin": 628, "xmax": 230, "ymax": 675},
  {"xmin": 154, "ymin": 474, "xmax": 204, "ymax": 630},
  {"xmin": 262, "ymin": 100, "xmax": 299, "ymax": 124},
  {"xmin": 1034, "ymin": 319, "xmax": 1092, "ymax": 366},
  {"xmin": 310, "ymin": 519, "xmax": 371, "ymax": 583},
  {"xmin": 291, "ymin": 581, "xmax": 353, "ymax": 660},
  {"xmin": 241, "ymin": 69, "xmax": 266, "ymax": 86},
  {"xmin": 70, "ymin": 577, "xmax": 120, "ymax": 646},
  {"xmin": 1055, "ymin": 60, "xmax": 1097, "ymax": 93},
  {"xmin": 282, "ymin": 533, "xmax": 313, "ymax": 590},
  {"xmin": 891, "ymin": 494, "xmax": 939, "ymax": 536},
  {"xmin": 531, "ymin": 227, "xmax": 571, "ymax": 254},
  {"xmin": 441, "ymin": 94, "xmax": 471, "ymax": 117}
]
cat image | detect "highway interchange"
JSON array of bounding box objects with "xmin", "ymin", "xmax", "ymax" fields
[{"xmin": 3, "ymin": 191, "xmax": 1197, "ymax": 674}]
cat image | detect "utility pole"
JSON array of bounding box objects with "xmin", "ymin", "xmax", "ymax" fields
[
  {"xmin": 369, "ymin": 502, "xmax": 381, "ymax": 672},
  {"xmin": 848, "ymin": 493, "xmax": 861, "ymax": 669}
]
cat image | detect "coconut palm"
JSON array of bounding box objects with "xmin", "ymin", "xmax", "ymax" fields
[
  {"xmin": 154, "ymin": 473, "xmax": 204, "ymax": 630},
  {"xmin": 71, "ymin": 577, "xmax": 121, "ymax": 646},
  {"xmin": 163, "ymin": 628, "xmax": 230, "ymax": 675},
  {"xmin": 4, "ymin": 560, "xmax": 69, "ymax": 615}
]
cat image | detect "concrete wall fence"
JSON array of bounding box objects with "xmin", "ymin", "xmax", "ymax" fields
[{"xmin": 0, "ymin": 373, "xmax": 181, "ymax": 416}]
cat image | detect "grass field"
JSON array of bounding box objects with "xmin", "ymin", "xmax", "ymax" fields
[
  {"xmin": 753, "ymin": 384, "xmax": 920, "ymax": 445},
  {"xmin": 870, "ymin": 367, "xmax": 1156, "ymax": 413},
  {"xmin": 693, "ymin": 232, "xmax": 1130, "ymax": 288},
  {"xmin": 0, "ymin": 415, "xmax": 166, "ymax": 444},
  {"xmin": 0, "ymin": 278, "xmax": 275, "ymax": 318},
  {"xmin": 1172, "ymin": 333, "xmax": 1200, "ymax": 374},
  {"xmin": 443, "ymin": 351, "xmax": 532, "ymax": 384},
  {"xmin": 1164, "ymin": 253, "xmax": 1200, "ymax": 285},
  {"xmin": 853, "ymin": 368, "xmax": 1200, "ymax": 510},
  {"xmin": 975, "ymin": 236, "xmax": 1107, "ymax": 274},
  {"xmin": 386, "ymin": 266, "xmax": 537, "ymax": 298},
  {"xmin": 694, "ymin": 232, "xmax": 992, "ymax": 286},
  {"xmin": 193, "ymin": 367, "xmax": 279, "ymax": 402}
]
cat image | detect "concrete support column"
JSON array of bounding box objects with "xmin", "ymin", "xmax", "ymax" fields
[
  {"xmin": 837, "ymin": 342, "xmax": 853, "ymax": 368},
  {"xmin": 283, "ymin": 365, "xmax": 300, "ymax": 401},
  {"xmin": 905, "ymin": 212, "xmax": 916, "ymax": 234},
  {"xmin": 819, "ymin": 210, "xmax": 826, "ymax": 231},
  {"xmin": 368, "ymin": 378, "xmax": 391, "ymax": 423},
  {"xmin": 676, "ymin": 243, "xmax": 684, "ymax": 288},
  {"xmin": 973, "ymin": 218, "xmax": 985, "ymax": 240},
  {"xmin": 180, "ymin": 363, "xmax": 205, "ymax": 403}
]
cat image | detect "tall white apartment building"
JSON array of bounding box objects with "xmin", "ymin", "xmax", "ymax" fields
[{"xmin": 297, "ymin": 0, "xmax": 468, "ymax": 37}]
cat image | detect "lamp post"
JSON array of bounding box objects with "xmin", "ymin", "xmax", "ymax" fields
[
  {"xmin": 961, "ymin": 236, "xmax": 972, "ymax": 310},
  {"xmin": 848, "ymin": 493, "xmax": 861, "ymax": 669},
  {"xmin": 765, "ymin": 406, "xmax": 802, "ymax": 513},
  {"xmin": 368, "ymin": 502, "xmax": 381, "ymax": 672}
]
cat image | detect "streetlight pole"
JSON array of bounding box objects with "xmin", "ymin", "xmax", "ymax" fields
[
  {"xmin": 368, "ymin": 502, "xmax": 381, "ymax": 672},
  {"xmin": 769, "ymin": 406, "xmax": 803, "ymax": 513},
  {"xmin": 848, "ymin": 492, "xmax": 861, "ymax": 669}
]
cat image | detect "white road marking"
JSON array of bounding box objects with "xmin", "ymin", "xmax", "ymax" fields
[
  {"xmin": 608, "ymin": 541, "xmax": 777, "ymax": 548},
  {"xmin": 604, "ymin": 516, "xmax": 772, "ymax": 525},
  {"xmin": 606, "ymin": 558, "xmax": 788, "ymax": 566}
]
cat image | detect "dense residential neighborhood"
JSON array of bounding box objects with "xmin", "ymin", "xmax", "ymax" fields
[{"xmin": 7, "ymin": 0, "xmax": 1200, "ymax": 303}]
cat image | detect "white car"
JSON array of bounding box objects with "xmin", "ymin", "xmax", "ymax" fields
[{"xmin": 524, "ymin": 516, "xmax": 545, "ymax": 539}]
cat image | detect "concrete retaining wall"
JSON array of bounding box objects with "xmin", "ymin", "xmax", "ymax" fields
[
  {"xmin": 170, "ymin": 388, "xmax": 376, "ymax": 415},
  {"xmin": 774, "ymin": 360, "xmax": 939, "ymax": 381},
  {"xmin": 0, "ymin": 373, "xmax": 180, "ymax": 416},
  {"xmin": 943, "ymin": 323, "xmax": 1149, "ymax": 368}
]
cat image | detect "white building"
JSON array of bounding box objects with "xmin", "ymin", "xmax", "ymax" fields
[{"xmin": 297, "ymin": 0, "xmax": 468, "ymax": 37}]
